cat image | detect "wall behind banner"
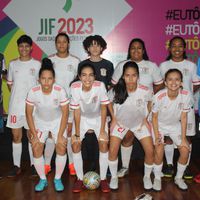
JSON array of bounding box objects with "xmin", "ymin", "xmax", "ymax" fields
[{"xmin": 0, "ymin": 0, "xmax": 200, "ymax": 113}]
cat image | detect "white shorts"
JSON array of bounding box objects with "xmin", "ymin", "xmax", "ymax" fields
[
  {"xmin": 72, "ymin": 116, "xmax": 108, "ymax": 141},
  {"xmin": 186, "ymin": 107, "xmax": 195, "ymax": 136},
  {"xmin": 35, "ymin": 118, "xmax": 67, "ymax": 143},
  {"xmin": 6, "ymin": 114, "xmax": 29, "ymax": 129},
  {"xmin": 111, "ymin": 123, "xmax": 151, "ymax": 141},
  {"xmin": 160, "ymin": 132, "xmax": 182, "ymax": 146}
]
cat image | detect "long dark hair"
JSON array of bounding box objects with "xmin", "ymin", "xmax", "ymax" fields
[
  {"xmin": 39, "ymin": 58, "xmax": 55, "ymax": 78},
  {"xmin": 113, "ymin": 61, "xmax": 139, "ymax": 105},
  {"xmin": 70, "ymin": 63, "xmax": 96, "ymax": 85},
  {"xmin": 166, "ymin": 36, "xmax": 187, "ymax": 60},
  {"xmin": 127, "ymin": 38, "xmax": 149, "ymax": 60}
]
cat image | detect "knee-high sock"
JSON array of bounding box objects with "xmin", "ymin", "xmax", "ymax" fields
[
  {"xmin": 99, "ymin": 152, "xmax": 108, "ymax": 180},
  {"xmin": 55, "ymin": 154, "xmax": 67, "ymax": 179},
  {"xmin": 144, "ymin": 163, "xmax": 153, "ymax": 178},
  {"xmin": 108, "ymin": 159, "xmax": 118, "ymax": 178},
  {"xmin": 28, "ymin": 142, "xmax": 34, "ymax": 166},
  {"xmin": 44, "ymin": 138, "xmax": 55, "ymax": 165},
  {"xmin": 73, "ymin": 152, "xmax": 83, "ymax": 180},
  {"xmin": 176, "ymin": 162, "xmax": 187, "ymax": 179},
  {"xmin": 154, "ymin": 163, "xmax": 163, "ymax": 180},
  {"xmin": 67, "ymin": 137, "xmax": 73, "ymax": 165},
  {"xmin": 34, "ymin": 156, "xmax": 46, "ymax": 180},
  {"xmin": 12, "ymin": 142, "xmax": 22, "ymax": 167},
  {"xmin": 164, "ymin": 144, "xmax": 174, "ymax": 165},
  {"xmin": 121, "ymin": 145, "xmax": 133, "ymax": 169}
]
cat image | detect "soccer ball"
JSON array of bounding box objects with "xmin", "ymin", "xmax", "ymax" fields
[{"xmin": 83, "ymin": 171, "xmax": 100, "ymax": 190}]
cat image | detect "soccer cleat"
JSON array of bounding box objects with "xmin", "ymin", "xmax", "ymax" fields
[
  {"xmin": 194, "ymin": 173, "xmax": 200, "ymax": 183},
  {"xmin": 54, "ymin": 179, "xmax": 64, "ymax": 192},
  {"xmin": 153, "ymin": 178, "xmax": 161, "ymax": 191},
  {"xmin": 174, "ymin": 177, "xmax": 188, "ymax": 190},
  {"xmin": 72, "ymin": 180, "xmax": 84, "ymax": 193},
  {"xmin": 109, "ymin": 177, "xmax": 118, "ymax": 190},
  {"xmin": 183, "ymin": 166, "xmax": 193, "ymax": 179},
  {"xmin": 44, "ymin": 165, "xmax": 51, "ymax": 175},
  {"xmin": 31, "ymin": 165, "xmax": 38, "ymax": 177},
  {"xmin": 163, "ymin": 164, "xmax": 174, "ymax": 178},
  {"xmin": 68, "ymin": 163, "xmax": 76, "ymax": 175},
  {"xmin": 143, "ymin": 176, "xmax": 153, "ymax": 190},
  {"xmin": 100, "ymin": 180, "xmax": 110, "ymax": 193},
  {"xmin": 35, "ymin": 179, "xmax": 48, "ymax": 192},
  {"xmin": 117, "ymin": 167, "xmax": 129, "ymax": 178},
  {"xmin": 7, "ymin": 166, "xmax": 21, "ymax": 178}
]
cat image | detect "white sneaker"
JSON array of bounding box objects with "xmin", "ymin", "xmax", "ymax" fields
[
  {"xmin": 110, "ymin": 177, "xmax": 118, "ymax": 190},
  {"xmin": 153, "ymin": 178, "xmax": 161, "ymax": 191},
  {"xmin": 143, "ymin": 176, "xmax": 152, "ymax": 190},
  {"xmin": 174, "ymin": 177, "xmax": 188, "ymax": 190},
  {"xmin": 117, "ymin": 167, "xmax": 129, "ymax": 178}
]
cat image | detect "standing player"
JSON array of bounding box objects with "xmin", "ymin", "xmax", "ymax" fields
[
  {"xmin": 108, "ymin": 61, "xmax": 154, "ymax": 190},
  {"xmin": 70, "ymin": 63, "xmax": 110, "ymax": 193},
  {"xmin": 152, "ymin": 69, "xmax": 190, "ymax": 191},
  {"xmin": 6, "ymin": 35, "xmax": 40, "ymax": 177},
  {"xmin": 111, "ymin": 38, "xmax": 163, "ymax": 177},
  {"xmin": 78, "ymin": 35, "xmax": 114, "ymax": 171},
  {"xmin": 26, "ymin": 58, "xmax": 69, "ymax": 192},
  {"xmin": 45, "ymin": 32, "xmax": 80, "ymax": 175},
  {"xmin": 160, "ymin": 36, "xmax": 200, "ymax": 179}
]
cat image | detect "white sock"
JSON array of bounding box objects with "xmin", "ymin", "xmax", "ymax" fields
[
  {"xmin": 34, "ymin": 156, "xmax": 46, "ymax": 180},
  {"xmin": 73, "ymin": 152, "xmax": 83, "ymax": 180},
  {"xmin": 55, "ymin": 154, "xmax": 67, "ymax": 179},
  {"xmin": 144, "ymin": 163, "xmax": 153, "ymax": 178},
  {"xmin": 154, "ymin": 163, "xmax": 163, "ymax": 180},
  {"xmin": 186, "ymin": 144, "xmax": 192, "ymax": 166},
  {"xmin": 108, "ymin": 159, "xmax": 118, "ymax": 178},
  {"xmin": 99, "ymin": 152, "xmax": 108, "ymax": 180},
  {"xmin": 121, "ymin": 145, "xmax": 133, "ymax": 169},
  {"xmin": 67, "ymin": 137, "xmax": 73, "ymax": 165},
  {"xmin": 28, "ymin": 142, "xmax": 34, "ymax": 166},
  {"xmin": 176, "ymin": 162, "xmax": 187, "ymax": 179},
  {"xmin": 12, "ymin": 142, "xmax": 22, "ymax": 168},
  {"xmin": 44, "ymin": 138, "xmax": 55, "ymax": 165},
  {"xmin": 164, "ymin": 144, "xmax": 174, "ymax": 165}
]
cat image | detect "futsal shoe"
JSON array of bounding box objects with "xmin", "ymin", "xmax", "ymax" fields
[
  {"xmin": 35, "ymin": 179, "xmax": 48, "ymax": 192},
  {"xmin": 163, "ymin": 164, "xmax": 174, "ymax": 178},
  {"xmin": 7, "ymin": 166, "xmax": 21, "ymax": 178},
  {"xmin": 44, "ymin": 165, "xmax": 51, "ymax": 175},
  {"xmin": 54, "ymin": 179, "xmax": 64, "ymax": 192},
  {"xmin": 117, "ymin": 167, "xmax": 129, "ymax": 178},
  {"xmin": 68, "ymin": 163, "xmax": 76, "ymax": 175},
  {"xmin": 72, "ymin": 179, "xmax": 84, "ymax": 193},
  {"xmin": 100, "ymin": 180, "xmax": 110, "ymax": 193},
  {"xmin": 183, "ymin": 166, "xmax": 193, "ymax": 179},
  {"xmin": 194, "ymin": 173, "xmax": 200, "ymax": 183}
]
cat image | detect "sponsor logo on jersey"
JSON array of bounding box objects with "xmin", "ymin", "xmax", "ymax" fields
[
  {"xmin": 140, "ymin": 67, "xmax": 149, "ymax": 74},
  {"xmin": 54, "ymin": 98, "xmax": 59, "ymax": 105},
  {"xmin": 30, "ymin": 68, "xmax": 36, "ymax": 76},
  {"xmin": 67, "ymin": 64, "xmax": 74, "ymax": 72}
]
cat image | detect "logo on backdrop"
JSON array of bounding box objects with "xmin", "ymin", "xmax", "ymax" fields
[{"xmin": 3, "ymin": 0, "xmax": 132, "ymax": 57}]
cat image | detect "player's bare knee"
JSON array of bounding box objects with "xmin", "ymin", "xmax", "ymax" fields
[
  {"xmin": 99, "ymin": 141, "xmax": 108, "ymax": 152},
  {"xmin": 72, "ymin": 143, "xmax": 81, "ymax": 153},
  {"xmin": 56, "ymin": 143, "xmax": 66, "ymax": 155}
]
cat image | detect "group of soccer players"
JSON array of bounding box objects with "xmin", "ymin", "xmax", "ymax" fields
[{"xmin": 2, "ymin": 33, "xmax": 200, "ymax": 193}]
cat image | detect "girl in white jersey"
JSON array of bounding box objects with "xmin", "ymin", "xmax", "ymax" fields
[
  {"xmin": 26, "ymin": 58, "xmax": 69, "ymax": 192},
  {"xmin": 152, "ymin": 69, "xmax": 190, "ymax": 191},
  {"xmin": 44, "ymin": 32, "xmax": 80, "ymax": 176},
  {"xmin": 112, "ymin": 38, "xmax": 163, "ymax": 178},
  {"xmin": 6, "ymin": 35, "xmax": 40, "ymax": 177},
  {"xmin": 70, "ymin": 63, "xmax": 110, "ymax": 193},
  {"xmin": 160, "ymin": 36, "xmax": 200, "ymax": 179},
  {"xmin": 108, "ymin": 61, "xmax": 154, "ymax": 190}
]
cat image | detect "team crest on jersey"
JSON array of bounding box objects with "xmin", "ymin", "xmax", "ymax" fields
[
  {"xmin": 140, "ymin": 67, "xmax": 149, "ymax": 74},
  {"xmin": 136, "ymin": 99, "xmax": 143, "ymax": 107},
  {"xmin": 100, "ymin": 68, "xmax": 107, "ymax": 77},
  {"xmin": 30, "ymin": 68, "xmax": 36, "ymax": 76},
  {"xmin": 92, "ymin": 96, "xmax": 98, "ymax": 103},
  {"xmin": 67, "ymin": 64, "xmax": 74, "ymax": 72},
  {"xmin": 183, "ymin": 68, "xmax": 189, "ymax": 76},
  {"xmin": 178, "ymin": 103, "xmax": 184, "ymax": 110},
  {"xmin": 54, "ymin": 98, "xmax": 59, "ymax": 105}
]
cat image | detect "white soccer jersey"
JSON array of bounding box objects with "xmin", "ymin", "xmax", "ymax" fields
[
  {"xmin": 70, "ymin": 81, "xmax": 109, "ymax": 118},
  {"xmin": 7, "ymin": 58, "xmax": 40, "ymax": 115},
  {"xmin": 111, "ymin": 59, "xmax": 163, "ymax": 90},
  {"xmin": 109, "ymin": 84, "xmax": 152, "ymax": 130},
  {"xmin": 152, "ymin": 88, "xmax": 191, "ymax": 135},
  {"xmin": 159, "ymin": 59, "xmax": 200, "ymax": 92},
  {"xmin": 49, "ymin": 54, "xmax": 80, "ymax": 94},
  {"xmin": 26, "ymin": 84, "xmax": 69, "ymax": 127}
]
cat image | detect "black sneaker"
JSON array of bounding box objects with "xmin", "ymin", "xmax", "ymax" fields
[
  {"xmin": 7, "ymin": 166, "xmax": 21, "ymax": 178},
  {"xmin": 31, "ymin": 165, "xmax": 38, "ymax": 177},
  {"xmin": 183, "ymin": 166, "xmax": 193, "ymax": 180},
  {"xmin": 163, "ymin": 164, "xmax": 174, "ymax": 178}
]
